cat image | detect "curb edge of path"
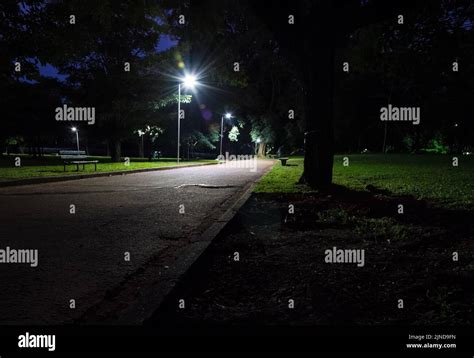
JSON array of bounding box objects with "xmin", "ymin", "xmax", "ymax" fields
[
  {"xmin": 0, "ymin": 162, "xmax": 218, "ymax": 188},
  {"xmin": 114, "ymin": 161, "xmax": 276, "ymax": 324}
]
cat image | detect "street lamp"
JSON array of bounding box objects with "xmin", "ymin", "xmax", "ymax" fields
[
  {"xmin": 71, "ymin": 127, "xmax": 79, "ymax": 151},
  {"xmin": 220, "ymin": 112, "xmax": 232, "ymax": 157},
  {"xmin": 177, "ymin": 74, "xmax": 198, "ymax": 164},
  {"xmin": 137, "ymin": 130, "xmax": 145, "ymax": 158}
]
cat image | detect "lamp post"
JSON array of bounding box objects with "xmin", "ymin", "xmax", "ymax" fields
[
  {"xmin": 137, "ymin": 130, "xmax": 144, "ymax": 158},
  {"xmin": 177, "ymin": 74, "xmax": 198, "ymax": 164},
  {"xmin": 71, "ymin": 127, "xmax": 79, "ymax": 151},
  {"xmin": 220, "ymin": 112, "xmax": 232, "ymax": 157},
  {"xmin": 177, "ymin": 82, "xmax": 181, "ymax": 164}
]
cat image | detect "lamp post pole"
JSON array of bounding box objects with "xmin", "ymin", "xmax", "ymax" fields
[
  {"xmin": 72, "ymin": 127, "xmax": 80, "ymax": 151},
  {"xmin": 219, "ymin": 113, "xmax": 232, "ymax": 158},
  {"xmin": 75, "ymin": 130, "xmax": 80, "ymax": 151},
  {"xmin": 220, "ymin": 115, "xmax": 224, "ymax": 157},
  {"xmin": 137, "ymin": 130, "xmax": 144, "ymax": 158},
  {"xmin": 177, "ymin": 83, "xmax": 181, "ymax": 164}
]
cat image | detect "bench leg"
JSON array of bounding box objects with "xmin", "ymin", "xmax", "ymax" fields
[
  {"xmin": 94, "ymin": 163, "xmax": 97, "ymax": 171},
  {"xmin": 64, "ymin": 164, "xmax": 66, "ymax": 172},
  {"xmin": 83, "ymin": 164, "xmax": 85, "ymax": 171},
  {"xmin": 76, "ymin": 164, "xmax": 79, "ymax": 171}
]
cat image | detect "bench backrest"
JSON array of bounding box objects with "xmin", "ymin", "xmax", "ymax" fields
[{"xmin": 60, "ymin": 150, "xmax": 87, "ymax": 160}]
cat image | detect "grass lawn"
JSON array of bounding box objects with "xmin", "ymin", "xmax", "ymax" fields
[
  {"xmin": 159, "ymin": 154, "xmax": 474, "ymax": 326},
  {"xmin": 0, "ymin": 154, "xmax": 216, "ymax": 181},
  {"xmin": 255, "ymin": 154, "xmax": 474, "ymax": 209}
]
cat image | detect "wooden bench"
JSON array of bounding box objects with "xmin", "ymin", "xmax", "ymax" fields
[
  {"xmin": 60, "ymin": 150, "xmax": 98, "ymax": 172},
  {"xmin": 278, "ymin": 157, "xmax": 289, "ymax": 166}
]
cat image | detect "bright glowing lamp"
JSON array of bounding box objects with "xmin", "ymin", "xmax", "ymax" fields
[{"xmin": 182, "ymin": 74, "xmax": 197, "ymax": 89}]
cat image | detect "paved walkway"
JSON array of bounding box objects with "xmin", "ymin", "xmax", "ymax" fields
[{"xmin": 0, "ymin": 160, "xmax": 273, "ymax": 324}]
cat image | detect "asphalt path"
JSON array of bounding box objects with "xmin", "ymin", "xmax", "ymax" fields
[{"xmin": 0, "ymin": 159, "xmax": 273, "ymax": 324}]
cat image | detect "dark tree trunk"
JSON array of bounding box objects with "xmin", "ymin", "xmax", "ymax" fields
[
  {"xmin": 85, "ymin": 137, "xmax": 90, "ymax": 156},
  {"xmin": 139, "ymin": 139, "xmax": 144, "ymax": 158},
  {"xmin": 257, "ymin": 142, "xmax": 266, "ymax": 158},
  {"xmin": 413, "ymin": 127, "xmax": 421, "ymax": 153},
  {"xmin": 300, "ymin": 2, "xmax": 335, "ymax": 189},
  {"xmin": 110, "ymin": 139, "xmax": 121, "ymax": 162},
  {"xmin": 382, "ymin": 122, "xmax": 388, "ymax": 153},
  {"xmin": 301, "ymin": 48, "xmax": 335, "ymax": 189}
]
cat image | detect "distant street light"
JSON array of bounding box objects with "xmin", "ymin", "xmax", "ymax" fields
[
  {"xmin": 177, "ymin": 74, "xmax": 199, "ymax": 164},
  {"xmin": 71, "ymin": 127, "xmax": 79, "ymax": 151},
  {"xmin": 220, "ymin": 112, "xmax": 232, "ymax": 157},
  {"xmin": 138, "ymin": 130, "xmax": 145, "ymax": 158}
]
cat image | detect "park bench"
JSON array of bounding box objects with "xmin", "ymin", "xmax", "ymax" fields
[
  {"xmin": 278, "ymin": 157, "xmax": 289, "ymax": 166},
  {"xmin": 60, "ymin": 150, "xmax": 98, "ymax": 172}
]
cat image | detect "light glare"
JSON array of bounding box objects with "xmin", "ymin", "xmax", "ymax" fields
[{"xmin": 182, "ymin": 74, "xmax": 197, "ymax": 89}]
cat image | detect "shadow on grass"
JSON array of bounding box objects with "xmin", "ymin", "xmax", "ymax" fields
[{"xmin": 149, "ymin": 183, "xmax": 473, "ymax": 327}]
